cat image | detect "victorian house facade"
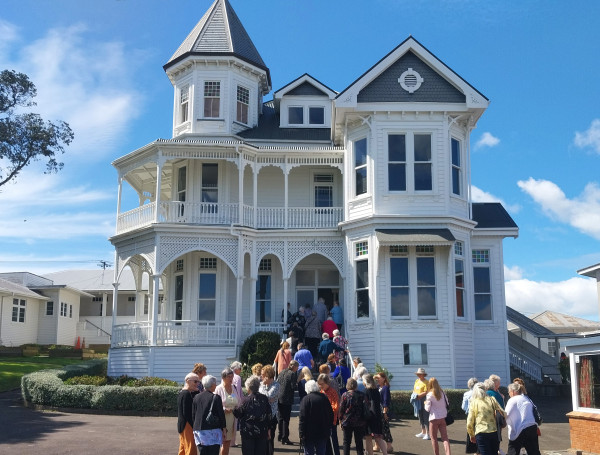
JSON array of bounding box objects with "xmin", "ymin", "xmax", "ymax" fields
[{"xmin": 108, "ymin": 0, "xmax": 518, "ymax": 386}]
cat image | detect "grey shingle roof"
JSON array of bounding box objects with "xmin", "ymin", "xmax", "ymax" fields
[
  {"xmin": 237, "ymin": 102, "xmax": 332, "ymax": 142},
  {"xmin": 358, "ymin": 50, "xmax": 465, "ymax": 103},
  {"xmin": 287, "ymin": 81, "xmax": 330, "ymax": 97},
  {"xmin": 164, "ymin": 0, "xmax": 268, "ymax": 78},
  {"xmin": 472, "ymin": 203, "xmax": 518, "ymax": 229}
]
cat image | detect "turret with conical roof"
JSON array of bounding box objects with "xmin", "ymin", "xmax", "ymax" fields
[{"xmin": 164, "ymin": 0, "xmax": 271, "ymax": 138}]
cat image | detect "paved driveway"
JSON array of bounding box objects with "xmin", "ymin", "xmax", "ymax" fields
[{"xmin": 0, "ymin": 389, "xmax": 573, "ymax": 455}]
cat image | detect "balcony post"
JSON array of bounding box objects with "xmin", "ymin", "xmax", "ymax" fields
[
  {"xmin": 111, "ymin": 282, "xmax": 119, "ymax": 346},
  {"xmin": 253, "ymin": 164, "xmax": 258, "ymax": 228},
  {"xmin": 250, "ymin": 277, "xmax": 257, "ymax": 333},
  {"xmin": 115, "ymin": 175, "xmax": 123, "ymax": 231},
  {"xmin": 235, "ymin": 276, "xmax": 243, "ymax": 347},
  {"xmin": 150, "ymin": 274, "xmax": 160, "ymax": 346},
  {"xmin": 154, "ymin": 156, "xmax": 164, "ymax": 223},
  {"xmin": 284, "ymin": 166, "xmax": 289, "ymax": 229}
]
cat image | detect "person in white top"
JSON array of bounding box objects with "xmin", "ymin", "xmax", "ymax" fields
[
  {"xmin": 424, "ymin": 377, "xmax": 451, "ymax": 455},
  {"xmin": 504, "ymin": 382, "xmax": 540, "ymax": 455}
]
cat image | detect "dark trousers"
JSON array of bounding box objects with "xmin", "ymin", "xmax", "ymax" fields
[
  {"xmin": 304, "ymin": 438, "xmax": 327, "ymax": 455},
  {"xmin": 325, "ymin": 424, "xmax": 340, "ymax": 455},
  {"xmin": 475, "ymin": 431, "xmax": 500, "ymax": 455},
  {"xmin": 198, "ymin": 444, "xmax": 220, "ymax": 455},
  {"xmin": 278, "ymin": 403, "xmax": 292, "ymax": 440},
  {"xmin": 241, "ymin": 436, "xmax": 268, "ymax": 455},
  {"xmin": 342, "ymin": 425, "xmax": 365, "ymax": 455},
  {"xmin": 306, "ymin": 337, "xmax": 320, "ymax": 358},
  {"xmin": 507, "ymin": 425, "xmax": 540, "ymax": 455},
  {"xmin": 267, "ymin": 416, "xmax": 277, "ymax": 453}
]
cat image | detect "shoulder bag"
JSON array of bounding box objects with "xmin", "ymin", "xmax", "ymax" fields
[
  {"xmin": 205, "ymin": 394, "xmax": 221, "ymax": 427},
  {"xmin": 443, "ymin": 392, "xmax": 454, "ymax": 426}
]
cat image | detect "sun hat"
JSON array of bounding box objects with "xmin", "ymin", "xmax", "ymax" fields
[{"xmin": 415, "ymin": 368, "xmax": 427, "ymax": 376}]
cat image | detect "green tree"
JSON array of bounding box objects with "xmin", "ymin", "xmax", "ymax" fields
[{"xmin": 0, "ymin": 69, "xmax": 73, "ymax": 187}]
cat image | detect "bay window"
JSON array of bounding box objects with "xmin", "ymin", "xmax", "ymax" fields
[
  {"xmin": 354, "ymin": 138, "xmax": 368, "ymax": 196},
  {"xmin": 473, "ymin": 249, "xmax": 492, "ymax": 320},
  {"xmin": 388, "ymin": 133, "xmax": 432, "ymax": 192},
  {"xmin": 237, "ymin": 86, "xmax": 249, "ymax": 124},
  {"xmin": 204, "ymin": 81, "xmax": 220, "ymax": 118},
  {"xmin": 451, "ymin": 138, "xmax": 462, "ymax": 196}
]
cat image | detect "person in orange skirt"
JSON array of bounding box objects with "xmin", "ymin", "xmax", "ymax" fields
[{"xmin": 178, "ymin": 372, "xmax": 201, "ymax": 455}]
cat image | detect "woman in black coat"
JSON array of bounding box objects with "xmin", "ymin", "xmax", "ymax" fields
[
  {"xmin": 233, "ymin": 375, "xmax": 272, "ymax": 455},
  {"xmin": 193, "ymin": 375, "xmax": 227, "ymax": 455},
  {"xmin": 178, "ymin": 372, "xmax": 201, "ymax": 455},
  {"xmin": 299, "ymin": 379, "xmax": 334, "ymax": 455},
  {"xmin": 363, "ymin": 374, "xmax": 387, "ymax": 455}
]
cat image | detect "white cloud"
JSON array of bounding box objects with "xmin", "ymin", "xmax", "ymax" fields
[
  {"xmin": 0, "ymin": 22, "xmax": 142, "ymax": 159},
  {"xmin": 504, "ymin": 265, "xmax": 524, "ymax": 280},
  {"xmin": 574, "ymin": 119, "xmax": 600, "ymax": 154},
  {"xmin": 505, "ymin": 277, "xmax": 598, "ymax": 321},
  {"xmin": 518, "ymin": 177, "xmax": 600, "ymax": 240},
  {"xmin": 0, "ymin": 20, "xmax": 19, "ymax": 57},
  {"xmin": 471, "ymin": 185, "xmax": 521, "ymax": 213},
  {"xmin": 0, "ymin": 252, "xmax": 114, "ymax": 275},
  {"xmin": 475, "ymin": 132, "xmax": 500, "ymax": 149}
]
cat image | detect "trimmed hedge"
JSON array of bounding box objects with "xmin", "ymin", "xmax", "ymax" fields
[
  {"xmin": 21, "ymin": 359, "xmax": 179, "ymax": 414},
  {"xmin": 239, "ymin": 331, "xmax": 281, "ymax": 368}
]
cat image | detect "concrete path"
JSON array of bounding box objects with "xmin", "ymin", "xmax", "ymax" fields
[{"xmin": 0, "ymin": 389, "xmax": 573, "ymax": 455}]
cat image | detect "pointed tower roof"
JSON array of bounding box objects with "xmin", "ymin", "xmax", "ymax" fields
[{"xmin": 164, "ymin": 0, "xmax": 270, "ymax": 84}]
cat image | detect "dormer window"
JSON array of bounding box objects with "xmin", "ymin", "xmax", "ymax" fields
[
  {"xmin": 237, "ymin": 86, "xmax": 249, "ymax": 124},
  {"xmin": 309, "ymin": 107, "xmax": 324, "ymax": 125},
  {"xmin": 204, "ymin": 81, "xmax": 220, "ymax": 118},
  {"xmin": 289, "ymin": 106, "xmax": 303, "ymax": 124}
]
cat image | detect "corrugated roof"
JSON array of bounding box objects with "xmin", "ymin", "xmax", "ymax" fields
[
  {"xmin": 43, "ymin": 269, "xmax": 141, "ymax": 292},
  {"xmin": 506, "ymin": 306, "xmax": 555, "ymax": 337},
  {"xmin": 237, "ymin": 102, "xmax": 333, "ymax": 142},
  {"xmin": 532, "ymin": 310, "xmax": 600, "ymax": 331},
  {"xmin": 165, "ymin": 0, "xmax": 268, "ymax": 75},
  {"xmin": 375, "ymin": 228, "xmax": 455, "ymax": 245},
  {"xmin": 472, "ymin": 202, "xmax": 518, "ymax": 229},
  {"xmin": 0, "ymin": 278, "xmax": 47, "ymax": 300}
]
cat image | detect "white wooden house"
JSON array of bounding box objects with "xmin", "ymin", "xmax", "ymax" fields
[{"xmin": 108, "ymin": 0, "xmax": 518, "ymax": 385}]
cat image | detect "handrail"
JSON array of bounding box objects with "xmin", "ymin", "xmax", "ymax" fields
[
  {"xmin": 509, "ymin": 347, "xmax": 542, "ymax": 382},
  {"xmin": 84, "ymin": 319, "xmax": 112, "ymax": 340}
]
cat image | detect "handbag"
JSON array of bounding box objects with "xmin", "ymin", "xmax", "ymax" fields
[
  {"xmin": 528, "ymin": 396, "xmax": 543, "ymax": 426},
  {"xmin": 205, "ymin": 394, "xmax": 220, "ymax": 426},
  {"xmin": 465, "ymin": 433, "xmax": 478, "ymax": 454},
  {"xmin": 495, "ymin": 409, "xmax": 506, "ymax": 429},
  {"xmin": 443, "ymin": 392, "xmax": 454, "ymax": 426}
]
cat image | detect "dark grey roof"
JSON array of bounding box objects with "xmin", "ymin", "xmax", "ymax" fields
[
  {"xmin": 472, "ymin": 203, "xmax": 518, "ymax": 229},
  {"xmin": 287, "ymin": 81, "xmax": 330, "ymax": 97},
  {"xmin": 507, "ymin": 306, "xmax": 555, "ymax": 337},
  {"xmin": 237, "ymin": 102, "xmax": 332, "ymax": 142},
  {"xmin": 358, "ymin": 50, "xmax": 465, "ymax": 103},
  {"xmin": 164, "ymin": 0, "xmax": 269, "ymax": 83},
  {"xmin": 337, "ymin": 36, "xmax": 488, "ymax": 102},
  {"xmin": 275, "ymin": 73, "xmax": 337, "ymax": 97}
]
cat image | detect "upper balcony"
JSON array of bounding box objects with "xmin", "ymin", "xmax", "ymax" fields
[{"xmin": 116, "ymin": 201, "xmax": 343, "ymax": 235}]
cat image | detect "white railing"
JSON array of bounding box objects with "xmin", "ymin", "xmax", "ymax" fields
[
  {"xmin": 241, "ymin": 322, "xmax": 286, "ymax": 341},
  {"xmin": 509, "ymin": 348, "xmax": 542, "ymax": 382},
  {"xmin": 111, "ymin": 320, "xmax": 237, "ymax": 347},
  {"xmin": 116, "ymin": 202, "xmax": 156, "ymax": 233},
  {"xmin": 115, "ymin": 202, "xmax": 343, "ymax": 234}
]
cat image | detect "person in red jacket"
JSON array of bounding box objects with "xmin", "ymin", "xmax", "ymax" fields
[{"xmin": 322, "ymin": 315, "xmax": 338, "ymax": 339}]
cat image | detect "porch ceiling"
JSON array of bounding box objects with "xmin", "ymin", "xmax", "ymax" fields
[{"xmin": 375, "ymin": 228, "xmax": 455, "ymax": 245}]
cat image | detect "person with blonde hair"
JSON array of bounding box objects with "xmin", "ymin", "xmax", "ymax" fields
[
  {"xmin": 259, "ymin": 365, "xmax": 280, "ymax": 455},
  {"xmin": 424, "ymin": 377, "xmax": 451, "ymax": 455},
  {"xmin": 486, "ymin": 375, "xmax": 505, "ymax": 409},
  {"xmin": 274, "ymin": 341, "xmax": 292, "ymax": 374},
  {"xmin": 215, "ymin": 368, "xmax": 239, "ymax": 455},
  {"xmin": 251, "ymin": 363, "xmax": 263, "ymax": 377},
  {"xmin": 413, "ymin": 368, "xmax": 429, "ymax": 440},
  {"xmin": 363, "ymin": 374, "xmax": 388, "ymax": 455},
  {"xmin": 193, "ymin": 363, "xmax": 207, "ymax": 392},
  {"xmin": 298, "ymin": 366, "xmax": 313, "ymax": 401},
  {"xmin": 467, "ymin": 383, "xmax": 505, "ymax": 455},
  {"xmin": 318, "ymin": 373, "xmax": 341, "ymax": 455}
]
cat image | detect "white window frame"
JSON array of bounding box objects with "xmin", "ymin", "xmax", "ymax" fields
[
  {"xmin": 174, "ymin": 273, "xmax": 184, "ymax": 320},
  {"xmin": 472, "ymin": 249, "xmax": 492, "ymax": 321},
  {"xmin": 203, "ymin": 81, "xmax": 221, "ymax": 118},
  {"xmin": 256, "ymin": 259, "xmax": 272, "ymax": 323},
  {"xmin": 451, "ymin": 137, "xmax": 462, "ymax": 196},
  {"xmin": 236, "ymin": 85, "xmax": 250, "ymax": 124},
  {"xmin": 198, "ymin": 256, "xmax": 218, "ymax": 321},
  {"xmin": 387, "ymin": 132, "xmax": 434, "ymax": 193},
  {"xmin": 46, "ymin": 301, "xmax": 54, "ymax": 316},
  {"xmin": 288, "ymin": 106, "xmax": 304, "ymax": 125},
  {"xmin": 180, "ymin": 84, "xmax": 190, "ymax": 124},
  {"xmin": 12, "ymin": 298, "xmax": 26, "ymax": 323},
  {"xmin": 312, "ymin": 172, "xmax": 334, "ymax": 209},
  {"xmin": 454, "ymin": 241, "xmax": 466, "ymax": 319},
  {"xmin": 403, "ymin": 343, "xmax": 428, "ymax": 365},
  {"xmin": 308, "ymin": 106, "xmax": 325, "ymax": 125},
  {"xmin": 355, "ymin": 240, "xmax": 370, "ymax": 320},
  {"xmin": 354, "ymin": 137, "xmax": 368, "ymax": 197}
]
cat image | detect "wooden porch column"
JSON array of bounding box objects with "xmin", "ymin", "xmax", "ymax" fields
[
  {"xmin": 111, "ymin": 283, "xmax": 119, "ymax": 343},
  {"xmin": 284, "ymin": 167, "xmax": 289, "ymax": 229},
  {"xmin": 283, "ymin": 278, "xmax": 288, "ymax": 321},
  {"xmin": 235, "ymin": 276, "xmax": 244, "ymax": 348},
  {"xmin": 154, "ymin": 158, "xmax": 163, "ymax": 223},
  {"xmin": 101, "ymin": 292, "xmax": 107, "ymax": 332},
  {"xmin": 250, "ymin": 277, "xmax": 257, "ymax": 333},
  {"xmin": 150, "ymin": 274, "xmax": 160, "ymax": 346},
  {"xmin": 238, "ymin": 151, "xmax": 244, "ymax": 225},
  {"xmin": 253, "ymin": 165, "xmax": 258, "ymax": 228}
]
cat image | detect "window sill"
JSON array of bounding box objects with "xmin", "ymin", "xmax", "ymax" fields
[
  {"xmin": 197, "ymin": 118, "xmax": 225, "ymax": 122},
  {"xmin": 233, "ymin": 120, "xmax": 249, "ymax": 127}
]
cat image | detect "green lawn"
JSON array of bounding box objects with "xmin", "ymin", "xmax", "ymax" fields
[{"xmin": 0, "ymin": 356, "xmax": 88, "ymax": 392}]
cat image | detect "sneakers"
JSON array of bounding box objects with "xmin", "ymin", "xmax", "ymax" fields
[
  {"xmin": 415, "ymin": 433, "xmax": 425, "ymax": 438},
  {"xmin": 422, "ymin": 435, "xmax": 431, "ymax": 440}
]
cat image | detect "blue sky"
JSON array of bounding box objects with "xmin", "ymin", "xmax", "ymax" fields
[{"xmin": 1, "ymin": 0, "xmax": 600, "ymax": 320}]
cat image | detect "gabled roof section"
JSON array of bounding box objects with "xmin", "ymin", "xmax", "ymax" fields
[
  {"xmin": 506, "ymin": 306, "xmax": 555, "ymax": 337},
  {"xmin": 472, "ymin": 202, "xmax": 518, "ymax": 229},
  {"xmin": 274, "ymin": 74, "xmax": 337, "ymax": 100},
  {"xmin": 164, "ymin": 0, "xmax": 269, "ymax": 77},
  {"xmin": 237, "ymin": 101, "xmax": 333, "ymax": 142},
  {"xmin": 0, "ymin": 278, "xmax": 47, "ymax": 300},
  {"xmin": 336, "ymin": 36, "xmax": 487, "ymax": 109}
]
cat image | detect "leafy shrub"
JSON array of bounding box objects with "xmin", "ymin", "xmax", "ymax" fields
[
  {"xmin": 239, "ymin": 331, "xmax": 281, "ymax": 368},
  {"xmin": 48, "ymin": 344, "xmax": 75, "ymax": 351},
  {"xmin": 132, "ymin": 376, "xmax": 179, "ymax": 387},
  {"xmin": 65, "ymin": 375, "xmax": 108, "ymax": 386},
  {"xmin": 390, "ymin": 389, "xmax": 467, "ymax": 419},
  {"xmin": 374, "ymin": 363, "xmax": 394, "ymax": 384}
]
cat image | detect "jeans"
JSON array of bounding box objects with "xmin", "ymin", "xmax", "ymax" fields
[
  {"xmin": 507, "ymin": 425, "xmax": 541, "ymax": 455},
  {"xmin": 304, "ymin": 438, "xmax": 327, "ymax": 455},
  {"xmin": 342, "ymin": 425, "xmax": 365, "ymax": 455},
  {"xmin": 278, "ymin": 403, "xmax": 292, "ymax": 440},
  {"xmin": 475, "ymin": 431, "xmax": 500, "ymax": 455}
]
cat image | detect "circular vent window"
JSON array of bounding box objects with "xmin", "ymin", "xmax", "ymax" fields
[{"xmin": 398, "ymin": 68, "xmax": 424, "ymax": 93}]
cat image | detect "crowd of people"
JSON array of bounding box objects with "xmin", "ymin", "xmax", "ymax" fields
[{"xmin": 178, "ymin": 300, "xmax": 542, "ymax": 455}]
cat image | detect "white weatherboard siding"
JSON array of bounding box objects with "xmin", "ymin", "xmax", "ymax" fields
[
  {"xmin": 0, "ymin": 297, "xmax": 40, "ymax": 346},
  {"xmin": 37, "ymin": 299, "xmax": 58, "ymax": 345},
  {"xmin": 454, "ymin": 323, "xmax": 476, "ymax": 387}
]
